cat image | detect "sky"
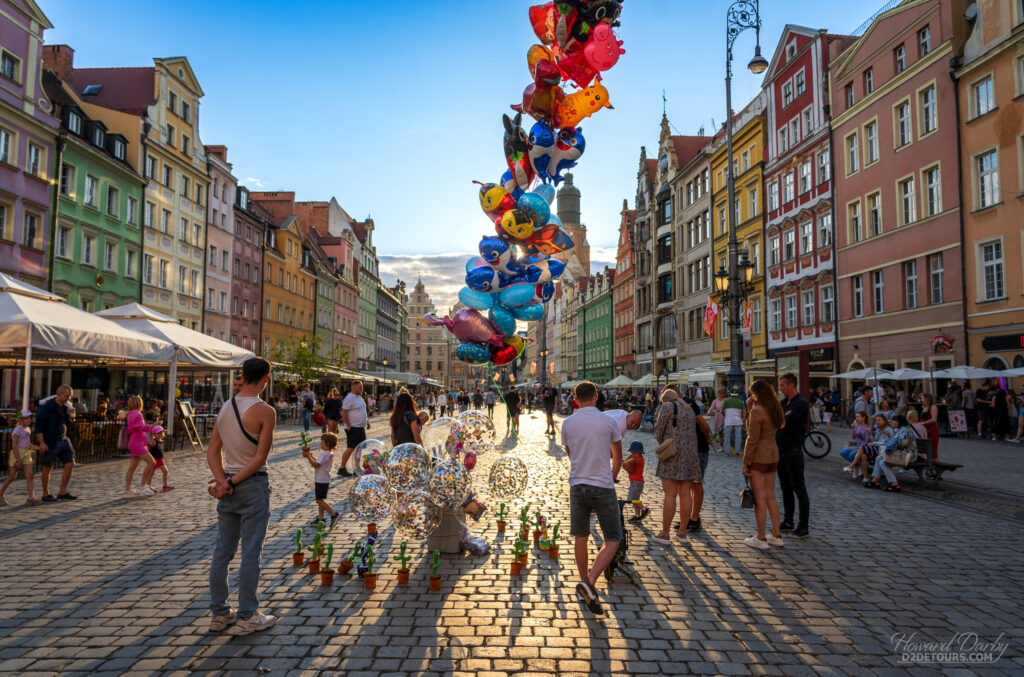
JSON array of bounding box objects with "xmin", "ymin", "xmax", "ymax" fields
[{"xmin": 42, "ymin": 0, "xmax": 877, "ymax": 311}]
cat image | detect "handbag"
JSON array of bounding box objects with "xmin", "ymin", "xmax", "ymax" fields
[
  {"xmin": 740, "ymin": 479, "xmax": 755, "ymax": 509},
  {"xmin": 116, "ymin": 426, "xmax": 129, "ymax": 450},
  {"xmin": 655, "ymin": 402, "xmax": 679, "ymax": 461},
  {"xmin": 883, "ymin": 438, "xmax": 915, "ymax": 468}
]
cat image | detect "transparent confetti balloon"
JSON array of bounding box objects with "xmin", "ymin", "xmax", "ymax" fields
[
  {"xmin": 455, "ymin": 410, "xmax": 496, "ymax": 456},
  {"xmin": 392, "ymin": 490, "xmax": 442, "ymax": 541},
  {"xmin": 384, "ymin": 443, "xmax": 433, "ymax": 492},
  {"xmin": 357, "ymin": 439, "xmax": 389, "ymax": 476},
  {"xmin": 421, "ymin": 417, "xmax": 457, "ymax": 461},
  {"xmin": 425, "ymin": 460, "xmax": 472, "ymax": 510},
  {"xmin": 349, "ymin": 474, "xmax": 396, "ymax": 523},
  {"xmin": 488, "ymin": 455, "xmax": 529, "ymax": 499}
]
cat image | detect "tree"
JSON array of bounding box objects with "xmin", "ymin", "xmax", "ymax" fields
[{"xmin": 273, "ymin": 334, "xmax": 353, "ymax": 383}]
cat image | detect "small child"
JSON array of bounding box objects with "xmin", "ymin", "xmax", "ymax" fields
[
  {"xmin": 149, "ymin": 426, "xmax": 173, "ymax": 492},
  {"xmin": 623, "ymin": 441, "xmax": 649, "ymax": 523},
  {"xmin": 304, "ymin": 432, "xmax": 339, "ymax": 528},
  {"xmin": 417, "ymin": 411, "xmax": 429, "ymax": 427},
  {"xmin": 0, "ymin": 410, "xmax": 40, "ymax": 506}
]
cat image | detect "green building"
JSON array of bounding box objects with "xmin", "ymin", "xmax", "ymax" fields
[
  {"xmin": 354, "ymin": 217, "xmax": 379, "ymax": 371},
  {"xmin": 579, "ymin": 269, "xmax": 614, "ymax": 384},
  {"xmin": 44, "ymin": 73, "xmax": 145, "ymax": 310}
]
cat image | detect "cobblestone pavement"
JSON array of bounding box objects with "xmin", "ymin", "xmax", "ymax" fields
[{"xmin": 0, "ymin": 406, "xmax": 1021, "ymax": 676}]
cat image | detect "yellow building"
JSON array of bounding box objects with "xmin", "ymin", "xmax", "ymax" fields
[{"xmin": 709, "ymin": 92, "xmax": 768, "ymax": 370}]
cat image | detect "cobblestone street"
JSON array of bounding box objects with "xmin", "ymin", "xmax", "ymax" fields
[{"xmin": 0, "ymin": 406, "xmax": 1021, "ymax": 676}]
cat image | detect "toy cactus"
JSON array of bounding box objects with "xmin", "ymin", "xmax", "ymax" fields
[
  {"xmin": 363, "ymin": 544, "xmax": 377, "ymax": 590},
  {"xmin": 299, "ymin": 431, "xmax": 313, "ymax": 450},
  {"xmin": 292, "ymin": 529, "xmax": 304, "ymax": 566},
  {"xmin": 519, "ymin": 504, "xmax": 531, "ymax": 540},
  {"xmin": 532, "ymin": 510, "xmax": 543, "ymax": 545},
  {"xmin": 339, "ymin": 541, "xmax": 361, "ymax": 575},
  {"xmin": 511, "ymin": 537, "xmax": 527, "ymax": 573},
  {"xmin": 393, "ymin": 542, "xmax": 411, "ymax": 584},
  {"xmin": 549, "ymin": 524, "xmax": 561, "ymax": 559},
  {"xmin": 306, "ymin": 531, "xmax": 325, "ymax": 573},
  {"xmin": 496, "ymin": 503, "xmax": 507, "ymax": 532},
  {"xmin": 320, "ymin": 544, "xmax": 335, "ymax": 586},
  {"xmin": 429, "ymin": 549, "xmax": 442, "ymax": 591}
]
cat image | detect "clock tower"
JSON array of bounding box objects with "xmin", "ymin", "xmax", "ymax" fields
[{"xmin": 554, "ymin": 173, "xmax": 590, "ymax": 281}]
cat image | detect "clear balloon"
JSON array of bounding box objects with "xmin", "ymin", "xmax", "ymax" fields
[
  {"xmin": 392, "ymin": 490, "xmax": 442, "ymax": 541},
  {"xmin": 425, "ymin": 460, "xmax": 472, "ymax": 510},
  {"xmin": 488, "ymin": 455, "xmax": 530, "ymax": 499},
  {"xmin": 384, "ymin": 443, "xmax": 433, "ymax": 493},
  {"xmin": 421, "ymin": 417, "xmax": 458, "ymax": 460},
  {"xmin": 455, "ymin": 410, "xmax": 497, "ymax": 456},
  {"xmin": 349, "ymin": 474, "xmax": 396, "ymax": 523},
  {"xmin": 356, "ymin": 439, "xmax": 389, "ymax": 476}
]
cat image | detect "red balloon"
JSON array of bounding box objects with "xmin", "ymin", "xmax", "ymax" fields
[{"xmin": 491, "ymin": 342, "xmax": 518, "ymax": 366}]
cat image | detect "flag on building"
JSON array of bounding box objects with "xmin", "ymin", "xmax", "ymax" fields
[
  {"xmin": 742, "ymin": 302, "xmax": 752, "ymax": 334},
  {"xmin": 703, "ymin": 295, "xmax": 719, "ymax": 338}
]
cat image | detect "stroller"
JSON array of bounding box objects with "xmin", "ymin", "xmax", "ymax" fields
[{"xmin": 604, "ymin": 500, "xmax": 638, "ymax": 584}]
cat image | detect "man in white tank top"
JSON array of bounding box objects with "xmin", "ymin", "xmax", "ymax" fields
[{"xmin": 207, "ymin": 357, "xmax": 278, "ymax": 636}]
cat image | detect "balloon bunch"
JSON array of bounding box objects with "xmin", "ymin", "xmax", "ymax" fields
[{"xmin": 437, "ymin": 1, "xmax": 625, "ymax": 368}]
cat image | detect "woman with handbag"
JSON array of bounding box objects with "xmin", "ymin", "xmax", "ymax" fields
[
  {"xmin": 651, "ymin": 389, "xmax": 701, "ymax": 546},
  {"xmin": 742, "ymin": 380, "xmax": 785, "ymax": 550},
  {"xmin": 865, "ymin": 415, "xmax": 911, "ymax": 491}
]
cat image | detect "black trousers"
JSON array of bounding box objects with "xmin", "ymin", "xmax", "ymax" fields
[{"xmin": 777, "ymin": 446, "xmax": 809, "ymax": 530}]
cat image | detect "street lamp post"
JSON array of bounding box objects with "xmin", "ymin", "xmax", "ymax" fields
[
  {"xmin": 723, "ymin": 0, "xmax": 768, "ymax": 394},
  {"xmin": 382, "ymin": 358, "xmax": 389, "ymax": 395},
  {"xmin": 538, "ymin": 304, "xmax": 549, "ymax": 384}
]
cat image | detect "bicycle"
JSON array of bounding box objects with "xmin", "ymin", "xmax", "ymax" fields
[{"xmin": 803, "ymin": 423, "xmax": 832, "ymax": 458}]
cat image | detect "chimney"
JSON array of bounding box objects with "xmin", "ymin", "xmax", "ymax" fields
[
  {"xmin": 42, "ymin": 45, "xmax": 75, "ymax": 82},
  {"xmin": 205, "ymin": 144, "xmax": 228, "ymax": 162}
]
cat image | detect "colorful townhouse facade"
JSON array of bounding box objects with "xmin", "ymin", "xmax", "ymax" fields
[
  {"xmin": 404, "ymin": 277, "xmax": 449, "ymax": 385},
  {"xmin": 0, "ymin": 0, "xmax": 59, "ymax": 286},
  {"xmin": 579, "ymin": 269, "xmax": 614, "ymax": 383},
  {"xmin": 612, "ymin": 201, "xmax": 635, "ymax": 377},
  {"xmin": 632, "ymin": 150, "xmax": 657, "ymax": 378},
  {"xmin": 230, "ymin": 186, "xmax": 268, "ymax": 353},
  {"xmin": 355, "ymin": 218, "xmax": 379, "ymax": 372},
  {"xmin": 203, "ymin": 145, "xmax": 235, "ymax": 342}
]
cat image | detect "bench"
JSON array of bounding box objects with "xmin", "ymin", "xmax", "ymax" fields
[{"xmin": 898, "ymin": 437, "xmax": 963, "ymax": 485}]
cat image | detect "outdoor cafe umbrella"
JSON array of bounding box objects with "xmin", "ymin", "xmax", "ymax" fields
[
  {"xmin": 883, "ymin": 367, "xmax": 933, "ymax": 380},
  {"xmin": 604, "ymin": 374, "xmax": 636, "ymax": 388},
  {"xmin": 833, "ymin": 367, "xmax": 893, "ymax": 381},
  {"xmin": 930, "ymin": 366, "xmax": 1006, "ymax": 380}
]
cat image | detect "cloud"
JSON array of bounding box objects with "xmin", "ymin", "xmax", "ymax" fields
[
  {"xmin": 243, "ymin": 177, "xmax": 267, "ymax": 189},
  {"xmin": 378, "ymin": 253, "xmax": 474, "ymax": 313},
  {"xmin": 589, "ymin": 246, "xmax": 617, "ymax": 273}
]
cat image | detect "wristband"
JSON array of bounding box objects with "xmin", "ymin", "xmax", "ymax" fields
[{"xmin": 226, "ymin": 477, "xmax": 236, "ymax": 489}]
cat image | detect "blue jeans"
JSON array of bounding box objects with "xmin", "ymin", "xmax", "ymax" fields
[
  {"xmin": 840, "ymin": 446, "xmax": 858, "ymax": 463},
  {"xmin": 210, "ymin": 474, "xmax": 271, "ymax": 619},
  {"xmin": 872, "ymin": 454, "xmax": 897, "ymax": 484},
  {"xmin": 724, "ymin": 425, "xmax": 744, "ymax": 454},
  {"xmin": 302, "ymin": 408, "xmax": 311, "ymax": 432}
]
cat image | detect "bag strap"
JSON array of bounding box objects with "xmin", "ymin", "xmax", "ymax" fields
[{"xmin": 231, "ymin": 397, "xmax": 260, "ymax": 446}]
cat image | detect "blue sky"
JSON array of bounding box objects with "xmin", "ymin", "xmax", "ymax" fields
[{"xmin": 42, "ymin": 0, "xmax": 876, "ymax": 309}]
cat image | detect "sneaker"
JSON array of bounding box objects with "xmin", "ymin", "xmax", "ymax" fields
[
  {"xmin": 651, "ymin": 534, "xmax": 672, "ymax": 546},
  {"xmin": 779, "ymin": 522, "xmax": 794, "ymax": 533},
  {"xmin": 123, "ymin": 490, "xmax": 138, "ymax": 498},
  {"xmin": 575, "ymin": 581, "xmax": 604, "ymax": 615},
  {"xmin": 41, "ymin": 494, "xmax": 57, "ymax": 503},
  {"xmin": 638, "ymin": 507, "xmax": 650, "ymax": 522},
  {"xmin": 56, "ymin": 493, "xmax": 78, "ymax": 500},
  {"xmin": 337, "ymin": 468, "xmax": 352, "ymax": 477},
  {"xmin": 208, "ymin": 610, "xmax": 236, "ymax": 632},
  {"xmin": 766, "ymin": 535, "xmax": 785, "ymax": 547},
  {"xmin": 329, "ymin": 512, "xmax": 340, "ymax": 529},
  {"xmin": 309, "ymin": 516, "xmax": 323, "ymax": 526},
  {"xmin": 230, "ymin": 611, "xmax": 277, "ymax": 636},
  {"xmin": 1009, "ymin": 438, "xmax": 1020, "ymax": 444},
  {"xmin": 686, "ymin": 518, "xmax": 702, "ymax": 533},
  {"xmin": 744, "ymin": 536, "xmax": 770, "ymax": 550},
  {"xmin": 137, "ymin": 487, "xmax": 155, "ymax": 497},
  {"xmin": 162, "ymin": 485, "xmax": 175, "ymax": 492},
  {"xmin": 626, "ymin": 514, "xmax": 641, "ymax": 524},
  {"xmin": 789, "ymin": 527, "xmax": 810, "ymax": 539}
]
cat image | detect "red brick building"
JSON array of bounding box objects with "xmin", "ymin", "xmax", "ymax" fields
[{"xmin": 613, "ymin": 201, "xmax": 635, "ymax": 376}]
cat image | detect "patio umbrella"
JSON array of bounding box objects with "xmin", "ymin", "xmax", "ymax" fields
[
  {"xmin": 930, "ymin": 366, "xmax": 1006, "ymax": 380},
  {"xmin": 1001, "ymin": 367, "xmax": 1024, "ymax": 378},
  {"xmin": 604, "ymin": 374, "xmax": 635, "ymax": 388},
  {"xmin": 833, "ymin": 367, "xmax": 893, "ymax": 381},
  {"xmin": 633, "ymin": 374, "xmax": 655, "ymax": 387},
  {"xmin": 883, "ymin": 368, "xmax": 933, "ymax": 380}
]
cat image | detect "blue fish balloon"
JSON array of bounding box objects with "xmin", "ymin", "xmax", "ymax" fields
[
  {"xmin": 466, "ymin": 266, "xmax": 516, "ymax": 293},
  {"xmin": 458, "ymin": 287, "xmax": 495, "ymax": 310},
  {"xmin": 478, "ymin": 236, "xmax": 521, "ymax": 277},
  {"xmin": 527, "ymin": 120, "xmax": 556, "ymax": 182},
  {"xmin": 550, "ymin": 127, "xmax": 585, "ymax": 184},
  {"xmin": 489, "ymin": 303, "xmax": 517, "ymax": 336},
  {"xmin": 524, "ymin": 258, "xmax": 565, "ymax": 284},
  {"xmin": 456, "ymin": 342, "xmax": 492, "ymax": 364}
]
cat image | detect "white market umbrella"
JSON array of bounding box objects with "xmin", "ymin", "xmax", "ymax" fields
[
  {"xmin": 883, "ymin": 368, "xmax": 933, "ymax": 380},
  {"xmin": 633, "ymin": 374, "xmax": 655, "ymax": 387},
  {"xmin": 1002, "ymin": 367, "xmax": 1024, "ymax": 378},
  {"xmin": 930, "ymin": 365, "xmax": 1006, "ymax": 380},
  {"xmin": 833, "ymin": 367, "xmax": 893, "ymax": 381},
  {"xmin": 604, "ymin": 374, "xmax": 635, "ymax": 388}
]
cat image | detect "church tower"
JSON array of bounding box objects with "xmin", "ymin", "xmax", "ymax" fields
[{"xmin": 554, "ymin": 173, "xmax": 590, "ymax": 281}]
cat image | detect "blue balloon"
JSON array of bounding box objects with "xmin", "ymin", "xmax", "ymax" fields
[
  {"xmin": 465, "ymin": 256, "xmax": 487, "ymax": 273},
  {"xmin": 489, "ymin": 304, "xmax": 516, "ymax": 336},
  {"xmin": 500, "ymin": 170, "xmax": 525, "ymax": 201},
  {"xmin": 524, "ymin": 259, "xmax": 565, "ymax": 284},
  {"xmin": 467, "ymin": 266, "xmax": 519, "ymax": 293},
  {"xmin": 533, "ymin": 183, "xmax": 556, "ymax": 204},
  {"xmin": 500, "ymin": 282, "xmax": 536, "ymax": 307},
  {"xmin": 459, "ymin": 287, "xmax": 494, "ymax": 310},
  {"xmin": 517, "ymin": 192, "xmax": 551, "ymax": 227},
  {"xmin": 535, "ymin": 281, "xmax": 555, "ymax": 303},
  {"xmin": 456, "ymin": 342, "xmax": 492, "ymax": 364},
  {"xmin": 546, "ymin": 214, "xmax": 562, "ymax": 229},
  {"xmin": 513, "ymin": 302, "xmax": 545, "ymax": 321}
]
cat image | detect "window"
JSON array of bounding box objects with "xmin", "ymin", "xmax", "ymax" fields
[
  {"xmin": 196, "ymin": 183, "xmax": 203, "ymax": 205},
  {"xmin": 800, "ymin": 221, "xmax": 813, "ymax": 254},
  {"xmin": 924, "ymin": 166, "xmax": 941, "ymax": 216},
  {"xmin": 770, "ymin": 298, "xmax": 782, "ymax": 332},
  {"xmin": 1, "ymin": 50, "xmax": 19, "ymax": 81},
  {"xmin": 872, "ymin": 270, "xmax": 884, "ymax": 314},
  {"xmin": 126, "ymin": 249, "xmax": 136, "ymax": 278},
  {"xmin": 0, "ymin": 127, "xmax": 11, "ymax": 164},
  {"xmin": 783, "ymin": 82, "xmax": 793, "ymax": 107},
  {"xmin": 795, "ymin": 70, "xmax": 806, "ymax": 97},
  {"xmin": 868, "ymin": 193, "xmax": 882, "ymax": 236},
  {"xmin": 904, "ymin": 260, "xmax": 918, "ymax": 309},
  {"xmin": 182, "ymin": 101, "xmax": 191, "ymax": 123},
  {"xmin": 752, "ymin": 298, "xmax": 762, "ymax": 334},
  {"xmin": 180, "ymin": 175, "xmax": 189, "ymax": 197},
  {"xmin": 67, "ymin": 110, "xmax": 83, "ymax": 135},
  {"xmin": 181, "ymin": 134, "xmax": 190, "ymax": 155},
  {"xmin": 168, "ymin": 91, "xmax": 177, "ymax": 112},
  {"xmin": 818, "ymin": 212, "xmax": 833, "ymax": 248},
  {"xmin": 56, "ymin": 226, "xmax": 70, "ymax": 258},
  {"xmin": 163, "ymin": 165, "xmax": 172, "ymax": 187},
  {"xmin": 846, "ymin": 134, "xmax": 859, "ymax": 174},
  {"xmin": 166, "ymin": 123, "xmax": 175, "ymax": 147},
  {"xmin": 194, "ymin": 223, "xmax": 202, "ymax": 245},
  {"xmin": 783, "ymin": 172, "xmax": 794, "ymax": 203},
  {"xmin": 865, "ymin": 122, "xmax": 878, "ymax": 164},
  {"xmin": 919, "ymin": 26, "xmax": 931, "ymax": 57},
  {"xmin": 896, "ymin": 102, "xmax": 911, "ymax": 147},
  {"xmin": 180, "ymin": 217, "xmax": 189, "ymax": 240},
  {"xmin": 895, "ymin": 45, "xmax": 906, "ymax": 73},
  {"xmin": 799, "ymin": 161, "xmax": 812, "ymax": 194},
  {"xmin": 899, "ymin": 178, "xmax": 917, "ymax": 225},
  {"xmin": 818, "ymin": 150, "xmax": 830, "ymax": 184},
  {"xmin": 159, "ymin": 259, "xmax": 169, "ymax": 289},
  {"xmin": 749, "ymin": 187, "xmax": 758, "ymax": 216},
  {"xmin": 786, "ymin": 294, "xmax": 798, "ymax": 328},
  {"xmin": 769, "ymin": 235, "xmax": 780, "ymax": 267},
  {"xmin": 802, "ymin": 290, "xmax": 815, "ymax": 326},
  {"xmin": 209, "ymin": 245, "xmax": 217, "ymax": 265},
  {"xmin": 821, "ymin": 285, "xmax": 835, "ymax": 323},
  {"xmin": 106, "ymin": 186, "xmax": 119, "ymax": 216},
  {"xmin": 845, "ymin": 83, "xmax": 855, "ymax": 108},
  {"xmin": 60, "ymin": 163, "xmax": 74, "ymax": 196},
  {"xmin": 220, "ymin": 291, "xmax": 227, "ymax": 313},
  {"xmin": 790, "ymin": 118, "xmax": 801, "ymax": 147},
  {"xmin": 864, "ymin": 68, "xmax": 874, "ymax": 94},
  {"xmin": 849, "ymin": 201, "xmax": 862, "ymax": 243},
  {"xmin": 853, "ymin": 276, "xmax": 864, "ymax": 317},
  {"xmin": 27, "ymin": 143, "xmax": 43, "ymax": 177},
  {"xmin": 784, "ymin": 229, "xmax": 796, "ymax": 261},
  {"xmin": 161, "ymin": 209, "xmax": 170, "ymax": 234},
  {"xmin": 750, "ymin": 241, "xmax": 760, "ymax": 271},
  {"xmin": 920, "ymin": 86, "xmax": 936, "ymax": 134},
  {"xmin": 767, "ymin": 182, "xmax": 779, "ymax": 211},
  {"xmin": 112, "ymin": 138, "xmax": 125, "ymax": 161},
  {"xmin": 104, "ymin": 241, "xmax": 115, "ymax": 271},
  {"xmin": 82, "ymin": 233, "xmax": 95, "ymax": 266},
  {"xmin": 222, "ymin": 251, "xmax": 229, "ymax": 271},
  {"xmin": 178, "ymin": 265, "xmax": 188, "ymax": 293},
  {"xmin": 976, "ymin": 150, "xmax": 999, "ymax": 208},
  {"xmin": 21, "ymin": 212, "xmax": 38, "ymax": 248},
  {"xmin": 192, "ymin": 270, "xmax": 200, "ymax": 297},
  {"xmin": 981, "ymin": 241, "xmax": 1004, "ymax": 300},
  {"xmin": 972, "ymin": 77, "xmax": 994, "ymax": 118},
  {"xmin": 929, "ymin": 253, "xmax": 944, "ymax": 304},
  {"xmin": 778, "ymin": 127, "xmax": 788, "ymax": 154},
  {"xmin": 802, "ymin": 108, "xmax": 812, "ymax": 137},
  {"xmin": 144, "ymin": 254, "xmax": 155, "ymax": 284}
]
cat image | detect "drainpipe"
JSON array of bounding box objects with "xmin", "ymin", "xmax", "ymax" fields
[
  {"xmin": 950, "ymin": 61, "xmax": 970, "ymax": 368},
  {"xmin": 823, "ymin": 93, "xmax": 841, "ymax": 390},
  {"xmin": 139, "ymin": 126, "xmax": 149, "ymax": 303},
  {"xmin": 46, "ymin": 135, "xmax": 65, "ymax": 293}
]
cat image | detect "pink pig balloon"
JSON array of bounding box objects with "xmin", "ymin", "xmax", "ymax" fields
[
  {"xmin": 424, "ymin": 309, "xmax": 505, "ymax": 347},
  {"xmin": 584, "ymin": 24, "xmax": 625, "ymax": 72}
]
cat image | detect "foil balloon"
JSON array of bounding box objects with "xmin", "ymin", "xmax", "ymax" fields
[
  {"xmin": 488, "ymin": 303, "xmax": 517, "ymax": 337},
  {"xmin": 424, "ymin": 308, "xmax": 504, "ymax": 347},
  {"xmin": 465, "ymin": 256, "xmax": 488, "ymax": 273},
  {"xmin": 549, "ymin": 127, "xmax": 585, "ymax": 184},
  {"xmin": 513, "ymin": 302, "xmax": 546, "ymax": 321},
  {"xmin": 425, "ymin": 460, "xmax": 472, "ymax": 510},
  {"xmin": 556, "ymin": 77, "xmax": 613, "ymax": 129},
  {"xmin": 384, "ymin": 443, "xmax": 433, "ymax": 493},
  {"xmin": 527, "ymin": 120, "xmax": 556, "ymax": 182},
  {"xmin": 492, "ymin": 335, "xmax": 526, "ymax": 366},
  {"xmin": 464, "ymin": 452, "xmax": 477, "ymax": 471},
  {"xmin": 533, "ymin": 281, "xmax": 556, "ymax": 304},
  {"xmin": 500, "ymin": 282, "xmax": 537, "ymax": 307},
  {"xmin": 502, "ymin": 112, "xmax": 535, "ymax": 191},
  {"xmin": 456, "ymin": 342, "xmax": 492, "ymax": 364},
  {"xmin": 466, "ymin": 265, "xmax": 517, "ymax": 293},
  {"xmin": 356, "ymin": 439, "xmax": 389, "ymax": 476},
  {"xmin": 458, "ymin": 287, "xmax": 494, "ymax": 310},
  {"xmin": 474, "ymin": 181, "xmax": 517, "ymax": 221},
  {"xmin": 499, "ymin": 209, "xmax": 534, "ymax": 241},
  {"xmin": 584, "ymin": 23, "xmax": 625, "ymax": 71},
  {"xmin": 517, "ymin": 56, "xmax": 565, "ymax": 122},
  {"xmin": 517, "ymin": 191, "xmax": 551, "ymax": 226},
  {"xmin": 479, "ymin": 236, "xmax": 521, "ymax": 277},
  {"xmin": 392, "ymin": 490, "xmax": 442, "ymax": 541},
  {"xmin": 524, "ymin": 258, "xmax": 565, "ymax": 284},
  {"xmin": 533, "ymin": 183, "xmax": 556, "ymax": 204},
  {"xmin": 545, "ymin": 213, "xmax": 562, "ymax": 228},
  {"xmin": 500, "ymin": 170, "xmax": 525, "ymax": 201},
  {"xmin": 349, "ymin": 474, "xmax": 396, "ymax": 523},
  {"xmin": 488, "ymin": 455, "xmax": 529, "ymax": 499},
  {"xmin": 527, "ymin": 224, "xmax": 574, "ymax": 257},
  {"xmin": 529, "ymin": 3, "xmax": 556, "ymax": 44},
  {"xmin": 421, "ymin": 417, "xmax": 458, "ymax": 460}
]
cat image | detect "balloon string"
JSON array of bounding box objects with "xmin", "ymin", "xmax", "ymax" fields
[{"xmin": 486, "ymin": 364, "xmax": 520, "ymax": 447}]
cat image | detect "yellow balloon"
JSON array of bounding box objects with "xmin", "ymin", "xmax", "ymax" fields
[{"xmin": 500, "ymin": 210, "xmax": 534, "ymax": 241}]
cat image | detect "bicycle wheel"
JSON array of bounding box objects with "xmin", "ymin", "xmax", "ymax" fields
[{"xmin": 803, "ymin": 430, "xmax": 832, "ymax": 458}]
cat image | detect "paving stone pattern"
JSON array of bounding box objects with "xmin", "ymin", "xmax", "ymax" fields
[{"xmin": 0, "ymin": 406, "xmax": 1021, "ymax": 676}]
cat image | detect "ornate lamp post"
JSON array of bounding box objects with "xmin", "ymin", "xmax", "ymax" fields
[
  {"xmin": 723, "ymin": 0, "xmax": 768, "ymax": 394},
  {"xmin": 715, "ymin": 252, "xmax": 756, "ymax": 391}
]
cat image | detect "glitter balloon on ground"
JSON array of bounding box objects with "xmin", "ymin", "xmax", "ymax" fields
[
  {"xmin": 384, "ymin": 443, "xmax": 433, "ymax": 492},
  {"xmin": 392, "ymin": 491, "xmax": 442, "ymax": 541},
  {"xmin": 488, "ymin": 455, "xmax": 529, "ymax": 499},
  {"xmin": 425, "ymin": 460, "xmax": 472, "ymax": 510},
  {"xmin": 455, "ymin": 410, "xmax": 496, "ymax": 456},
  {"xmin": 357, "ymin": 439, "xmax": 389, "ymax": 475},
  {"xmin": 349, "ymin": 474, "xmax": 396, "ymax": 523}
]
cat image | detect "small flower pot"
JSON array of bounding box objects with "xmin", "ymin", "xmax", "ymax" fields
[
  {"xmin": 532, "ymin": 530, "xmax": 541, "ymax": 545},
  {"xmin": 429, "ymin": 575, "xmax": 441, "ymax": 591},
  {"xmin": 510, "ymin": 561, "xmax": 523, "ymax": 575},
  {"xmin": 518, "ymin": 553, "xmax": 528, "ymax": 566},
  {"xmin": 338, "ymin": 560, "xmax": 353, "ymax": 575},
  {"xmin": 397, "ymin": 568, "xmax": 410, "ymax": 584},
  {"xmin": 292, "ymin": 552, "xmax": 305, "ymax": 566},
  {"xmin": 367, "ymin": 523, "xmax": 377, "ymax": 535},
  {"xmin": 320, "ymin": 570, "xmax": 334, "ymax": 586},
  {"xmin": 364, "ymin": 572, "xmax": 377, "ymax": 590},
  {"xmin": 496, "ymin": 520, "xmax": 506, "ymax": 532},
  {"xmin": 308, "ymin": 559, "xmax": 320, "ymax": 574},
  {"xmin": 549, "ymin": 545, "xmax": 559, "ymax": 559}
]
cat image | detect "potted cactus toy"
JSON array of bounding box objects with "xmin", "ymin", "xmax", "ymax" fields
[
  {"xmin": 339, "ymin": 542, "xmax": 361, "ymax": 575},
  {"xmin": 429, "ymin": 549, "xmax": 442, "ymax": 591},
  {"xmin": 363, "ymin": 545, "xmax": 377, "ymax": 590},
  {"xmin": 292, "ymin": 529, "xmax": 304, "ymax": 566},
  {"xmin": 496, "ymin": 503, "xmax": 507, "ymax": 532},
  {"xmin": 519, "ymin": 504, "xmax": 530, "ymax": 541},
  {"xmin": 306, "ymin": 528, "xmax": 326, "ymax": 574},
  {"xmin": 320, "ymin": 544, "xmax": 335, "ymax": 586},
  {"xmin": 299, "ymin": 431, "xmax": 313, "ymax": 451},
  {"xmin": 510, "ymin": 538, "xmax": 526, "ymax": 575},
  {"xmin": 393, "ymin": 542, "xmax": 412, "ymax": 584},
  {"xmin": 532, "ymin": 511, "xmax": 543, "ymax": 545},
  {"xmin": 549, "ymin": 524, "xmax": 560, "ymax": 559},
  {"xmin": 367, "ymin": 522, "xmax": 377, "ymax": 535}
]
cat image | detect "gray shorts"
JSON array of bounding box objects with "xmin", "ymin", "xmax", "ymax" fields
[
  {"xmin": 697, "ymin": 450, "xmax": 709, "ymax": 481},
  {"xmin": 569, "ymin": 484, "xmax": 622, "ymax": 543},
  {"xmin": 626, "ymin": 481, "xmax": 644, "ymax": 502}
]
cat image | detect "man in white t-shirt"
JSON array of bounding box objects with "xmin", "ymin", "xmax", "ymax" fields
[
  {"xmin": 694, "ymin": 386, "xmax": 705, "ymax": 414},
  {"xmin": 604, "ymin": 408, "xmax": 643, "ymax": 437},
  {"xmin": 560, "ymin": 381, "xmax": 623, "ymax": 616},
  {"xmin": 337, "ymin": 381, "xmax": 368, "ymax": 477}
]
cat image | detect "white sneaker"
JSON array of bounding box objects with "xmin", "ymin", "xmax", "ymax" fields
[
  {"xmin": 651, "ymin": 535, "xmax": 673, "ymax": 546},
  {"xmin": 766, "ymin": 535, "xmax": 785, "ymax": 547},
  {"xmin": 744, "ymin": 536, "xmax": 770, "ymax": 550},
  {"xmin": 230, "ymin": 611, "xmax": 277, "ymax": 635},
  {"xmin": 138, "ymin": 486, "xmax": 156, "ymax": 496},
  {"xmin": 208, "ymin": 610, "xmax": 235, "ymax": 632},
  {"xmin": 123, "ymin": 490, "xmax": 138, "ymax": 498}
]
